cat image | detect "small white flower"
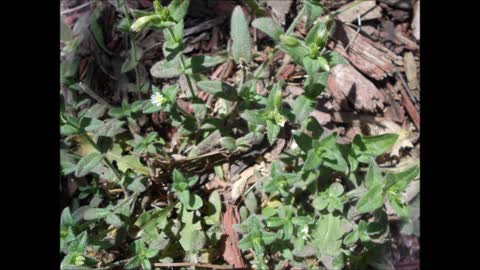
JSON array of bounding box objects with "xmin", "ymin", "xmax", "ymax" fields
[
  {"xmin": 275, "ymin": 113, "xmax": 286, "ymax": 127},
  {"xmin": 150, "ymin": 92, "xmax": 168, "ymax": 107},
  {"xmin": 302, "ymin": 225, "xmax": 310, "ymax": 240}
]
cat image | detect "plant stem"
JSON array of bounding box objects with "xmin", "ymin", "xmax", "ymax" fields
[
  {"xmin": 286, "ymin": 6, "xmax": 306, "ymax": 35},
  {"xmin": 118, "ymin": 0, "xmax": 141, "ymax": 98},
  {"xmin": 331, "ymin": 0, "xmax": 366, "ymax": 16},
  {"xmin": 166, "ymin": 27, "xmax": 196, "ymax": 99},
  {"xmin": 80, "ymin": 132, "xmax": 128, "ymax": 197}
]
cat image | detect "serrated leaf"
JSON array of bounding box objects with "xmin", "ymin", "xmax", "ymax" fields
[
  {"xmin": 252, "ymin": 17, "xmax": 283, "ymax": 41},
  {"xmin": 197, "ymin": 80, "xmax": 238, "ymax": 101},
  {"xmin": 356, "ymin": 184, "xmax": 385, "ymax": 214},
  {"xmin": 75, "ymin": 152, "xmax": 104, "ymax": 177},
  {"xmin": 205, "ymin": 190, "xmax": 221, "ymax": 225},
  {"xmin": 231, "ymin": 6, "xmax": 252, "ymax": 64}
]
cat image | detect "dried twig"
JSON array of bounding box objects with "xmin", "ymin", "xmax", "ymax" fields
[
  {"xmin": 78, "ymin": 82, "xmax": 113, "ymax": 109},
  {"xmin": 60, "ymin": 1, "xmax": 92, "ymax": 15}
]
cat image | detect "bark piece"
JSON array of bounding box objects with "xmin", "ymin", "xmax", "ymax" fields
[
  {"xmin": 327, "ymin": 64, "xmax": 385, "ymax": 112},
  {"xmin": 337, "ymin": 1, "xmax": 382, "ymax": 23},
  {"xmin": 328, "ymin": 21, "xmax": 402, "ymax": 80},
  {"xmin": 403, "ymin": 52, "xmax": 418, "ymax": 90}
]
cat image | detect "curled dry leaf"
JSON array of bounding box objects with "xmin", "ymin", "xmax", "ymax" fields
[
  {"xmin": 231, "ymin": 166, "xmax": 256, "ymax": 202},
  {"xmin": 221, "ymin": 204, "xmax": 247, "ymax": 268}
]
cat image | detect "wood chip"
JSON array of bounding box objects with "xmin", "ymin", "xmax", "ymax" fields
[
  {"xmin": 328, "ymin": 21, "xmax": 402, "ymax": 80},
  {"xmin": 403, "ymin": 52, "xmax": 418, "ymax": 90},
  {"xmin": 327, "ymin": 64, "xmax": 385, "ymax": 112},
  {"xmin": 337, "ymin": 1, "xmax": 382, "ymax": 23},
  {"xmin": 412, "ymin": 0, "xmax": 420, "ymax": 40}
]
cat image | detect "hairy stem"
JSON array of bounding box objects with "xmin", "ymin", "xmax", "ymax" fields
[
  {"xmin": 286, "ymin": 6, "xmax": 306, "ymax": 35},
  {"xmin": 118, "ymin": 0, "xmax": 141, "ymax": 98}
]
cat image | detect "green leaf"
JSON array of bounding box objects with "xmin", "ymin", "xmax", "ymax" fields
[
  {"xmin": 303, "ymin": 149, "xmax": 322, "ymax": 171},
  {"xmin": 304, "ymin": 71, "xmax": 328, "ymax": 98},
  {"xmin": 197, "ymin": 80, "xmax": 238, "ymax": 101},
  {"xmin": 353, "ymin": 134, "xmax": 399, "ymax": 162},
  {"xmin": 150, "ymin": 59, "xmax": 181, "ymax": 78},
  {"xmin": 168, "ymin": 0, "xmax": 190, "ymax": 22},
  {"xmin": 313, "ymin": 196, "xmax": 328, "ymax": 211},
  {"xmin": 220, "ymin": 137, "xmax": 236, "ymax": 151},
  {"xmin": 75, "ymin": 152, "xmax": 104, "ymax": 177},
  {"xmin": 385, "ymin": 165, "xmax": 420, "ymax": 192},
  {"xmin": 305, "ymin": 21, "xmax": 327, "ymax": 47},
  {"xmin": 121, "ymin": 47, "xmax": 143, "ymax": 73},
  {"xmin": 279, "ymin": 39, "xmax": 309, "ymax": 66},
  {"xmin": 343, "ymin": 230, "xmax": 359, "ymax": 246},
  {"xmin": 90, "ymin": 9, "xmax": 113, "ymax": 54},
  {"xmin": 245, "ymin": 191, "xmax": 258, "ymax": 214},
  {"xmin": 313, "ymin": 213, "xmax": 345, "ymax": 256},
  {"xmin": 117, "ymin": 155, "xmax": 150, "ymax": 175},
  {"xmin": 105, "ymin": 213, "xmax": 123, "ymax": 227},
  {"xmin": 328, "ymin": 182, "xmax": 344, "ymax": 197},
  {"xmin": 261, "ymin": 231, "xmax": 277, "ymax": 245},
  {"xmin": 324, "ymin": 51, "xmax": 348, "ymax": 66},
  {"xmin": 241, "ymin": 110, "xmax": 266, "ymax": 125},
  {"xmin": 60, "ymin": 18, "xmax": 73, "ymax": 42},
  {"xmin": 205, "ymin": 190, "xmax": 221, "ymax": 225},
  {"xmin": 238, "ymin": 234, "xmax": 254, "ymax": 250},
  {"xmin": 130, "ymin": 15, "xmax": 160, "ymax": 32},
  {"xmin": 356, "ymin": 184, "xmax": 385, "ymax": 214},
  {"xmin": 141, "ymin": 259, "xmax": 152, "ymax": 270},
  {"xmin": 303, "ymin": 57, "xmax": 322, "ymax": 74},
  {"xmin": 251, "ymin": 17, "xmax": 284, "ymax": 41},
  {"xmin": 265, "ymin": 217, "xmax": 284, "ymax": 227},
  {"xmin": 266, "ymin": 119, "xmax": 281, "ymax": 145},
  {"xmin": 61, "ymin": 207, "xmax": 74, "ymax": 227},
  {"xmin": 305, "ymin": 1, "xmax": 325, "ymax": 26},
  {"xmin": 365, "ymin": 161, "xmax": 383, "ymax": 188},
  {"xmin": 185, "ymin": 194, "xmax": 203, "ymax": 210},
  {"xmin": 231, "ymin": 6, "xmax": 252, "ymax": 64},
  {"xmin": 387, "ymin": 192, "xmax": 409, "ymax": 218},
  {"xmin": 292, "ymin": 95, "xmax": 316, "ymax": 123},
  {"xmin": 179, "ymin": 210, "xmax": 205, "ymax": 252},
  {"xmin": 84, "ymin": 208, "xmax": 110, "ymax": 220},
  {"xmin": 267, "ymin": 83, "xmax": 283, "ymax": 111},
  {"xmin": 125, "ymin": 256, "xmax": 142, "ymax": 269}
]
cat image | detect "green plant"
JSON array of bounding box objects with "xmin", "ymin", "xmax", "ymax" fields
[{"xmin": 60, "ymin": 0, "xmax": 419, "ymax": 269}]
